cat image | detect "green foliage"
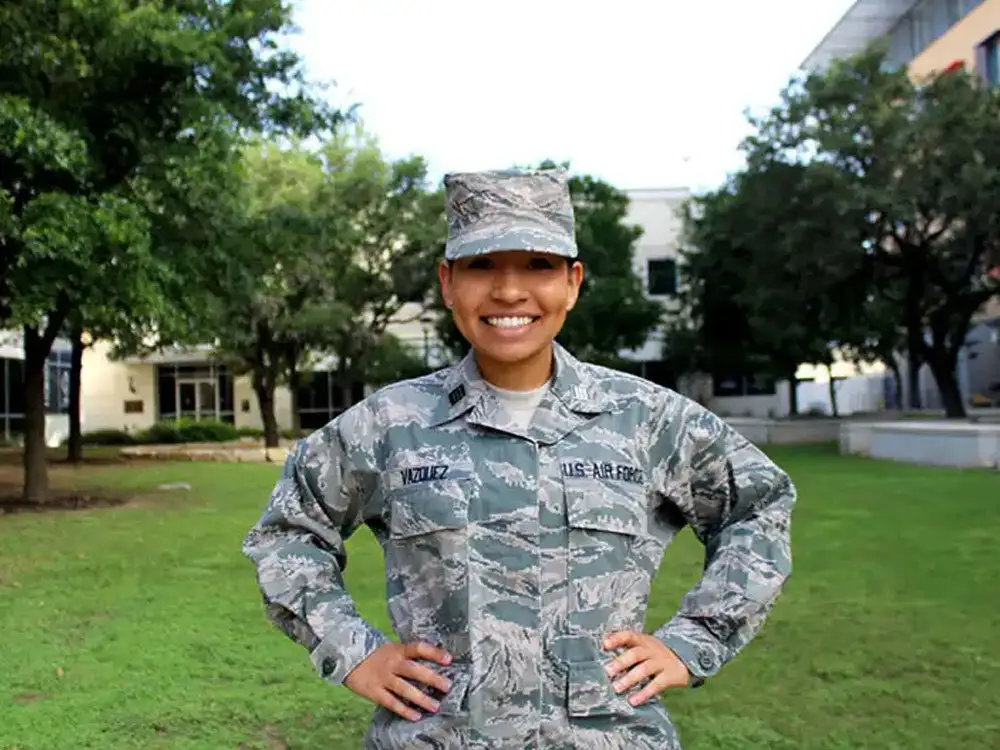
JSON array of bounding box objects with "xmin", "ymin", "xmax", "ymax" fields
[
  {"xmin": 673, "ymin": 158, "xmax": 871, "ymax": 391},
  {"xmin": 74, "ymin": 428, "xmax": 139, "ymax": 447},
  {"xmin": 678, "ymin": 44, "xmax": 1000, "ymax": 417},
  {"xmin": 76, "ymin": 419, "xmax": 245, "ymax": 446},
  {"xmin": 0, "ymin": 0, "xmax": 340, "ymax": 499},
  {"xmin": 434, "ymin": 160, "xmax": 663, "ymax": 365}
]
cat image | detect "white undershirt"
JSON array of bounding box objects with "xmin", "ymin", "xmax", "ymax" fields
[{"xmin": 487, "ymin": 381, "xmax": 551, "ymax": 430}]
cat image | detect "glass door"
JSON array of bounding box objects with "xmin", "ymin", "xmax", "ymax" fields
[
  {"xmin": 178, "ymin": 381, "xmax": 197, "ymax": 420},
  {"xmin": 196, "ymin": 380, "xmax": 217, "ymax": 421},
  {"xmin": 176, "ymin": 379, "xmax": 218, "ymax": 421}
]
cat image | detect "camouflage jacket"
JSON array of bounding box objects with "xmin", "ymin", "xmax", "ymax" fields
[{"xmin": 242, "ymin": 343, "xmax": 796, "ymax": 749}]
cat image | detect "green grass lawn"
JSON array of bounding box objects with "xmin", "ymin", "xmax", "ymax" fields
[{"xmin": 0, "ymin": 444, "xmax": 997, "ymax": 749}]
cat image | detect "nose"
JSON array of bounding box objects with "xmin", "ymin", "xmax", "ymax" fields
[{"xmin": 490, "ymin": 268, "xmax": 528, "ymax": 303}]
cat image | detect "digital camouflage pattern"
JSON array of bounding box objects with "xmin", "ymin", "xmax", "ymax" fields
[
  {"xmin": 443, "ymin": 168, "xmax": 578, "ymax": 261},
  {"xmin": 243, "ymin": 343, "xmax": 796, "ymax": 749}
]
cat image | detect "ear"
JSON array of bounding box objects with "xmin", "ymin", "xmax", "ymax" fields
[
  {"xmin": 565, "ymin": 261, "xmax": 584, "ymax": 311},
  {"xmin": 437, "ymin": 260, "xmax": 454, "ymax": 309}
]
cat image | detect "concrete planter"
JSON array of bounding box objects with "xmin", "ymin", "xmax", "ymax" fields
[
  {"xmin": 723, "ymin": 418, "xmax": 842, "ymax": 445},
  {"xmin": 839, "ymin": 421, "xmax": 1000, "ymax": 470}
]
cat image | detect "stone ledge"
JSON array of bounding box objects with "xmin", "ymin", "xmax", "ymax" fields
[
  {"xmin": 723, "ymin": 418, "xmax": 841, "ymax": 445},
  {"xmin": 120, "ymin": 441, "xmax": 293, "ymax": 463},
  {"xmin": 839, "ymin": 421, "xmax": 1000, "ymax": 470}
]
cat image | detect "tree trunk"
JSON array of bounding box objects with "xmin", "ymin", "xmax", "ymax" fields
[
  {"xmin": 786, "ymin": 372, "xmax": 799, "ymax": 417},
  {"xmin": 906, "ymin": 349, "xmax": 922, "ymax": 410},
  {"xmin": 926, "ymin": 350, "xmax": 966, "ymax": 419},
  {"xmin": 67, "ymin": 316, "xmax": 85, "ymax": 463},
  {"xmin": 21, "ymin": 327, "xmax": 50, "ymax": 504},
  {"xmin": 288, "ymin": 366, "xmax": 302, "ymax": 439},
  {"xmin": 827, "ymin": 365, "xmax": 839, "ymax": 418},
  {"xmin": 253, "ymin": 377, "xmax": 280, "ymax": 451}
]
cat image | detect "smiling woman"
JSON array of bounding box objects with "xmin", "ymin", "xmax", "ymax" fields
[
  {"xmin": 242, "ymin": 167, "xmax": 798, "ymax": 750},
  {"xmin": 439, "ymin": 249, "xmax": 583, "ymax": 391}
]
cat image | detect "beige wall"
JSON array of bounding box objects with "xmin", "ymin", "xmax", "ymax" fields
[
  {"xmin": 234, "ymin": 377, "xmax": 294, "ymax": 431},
  {"xmin": 81, "ymin": 341, "xmax": 157, "ymax": 432},
  {"xmin": 909, "ymin": 0, "xmax": 1000, "ymax": 79},
  {"xmin": 81, "ymin": 342, "xmax": 300, "ymax": 433}
]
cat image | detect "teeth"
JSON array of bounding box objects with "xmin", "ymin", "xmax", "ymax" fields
[{"xmin": 485, "ymin": 316, "xmax": 535, "ymax": 328}]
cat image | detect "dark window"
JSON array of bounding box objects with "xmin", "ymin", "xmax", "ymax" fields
[
  {"xmin": 978, "ymin": 31, "xmax": 1000, "ymax": 84},
  {"xmin": 712, "ymin": 374, "xmax": 744, "ymax": 397},
  {"xmin": 647, "ymin": 258, "xmax": 678, "ymax": 296},
  {"xmin": 157, "ymin": 367, "xmax": 176, "ymax": 419},
  {"xmin": 296, "ymin": 371, "xmax": 362, "ymax": 430},
  {"xmin": 712, "ymin": 373, "xmax": 777, "ymax": 397},
  {"xmin": 0, "ymin": 358, "xmax": 7, "ymax": 414},
  {"xmin": 7, "ymin": 359, "xmax": 25, "ymax": 415},
  {"xmin": 744, "ymin": 374, "xmax": 777, "ymax": 395},
  {"xmin": 45, "ymin": 349, "xmax": 71, "ymax": 415}
]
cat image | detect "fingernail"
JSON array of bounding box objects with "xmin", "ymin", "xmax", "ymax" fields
[
  {"xmin": 613, "ymin": 682, "xmax": 624, "ymax": 693},
  {"xmin": 443, "ymin": 653, "xmax": 452, "ymax": 665},
  {"xmin": 604, "ymin": 664, "xmax": 614, "ymax": 677},
  {"xmin": 442, "ymin": 680, "xmax": 452, "ymax": 692},
  {"xmin": 430, "ymin": 700, "xmax": 440, "ymax": 711}
]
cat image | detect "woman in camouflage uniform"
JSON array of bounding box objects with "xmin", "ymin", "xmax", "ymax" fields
[{"xmin": 243, "ymin": 167, "xmax": 796, "ymax": 749}]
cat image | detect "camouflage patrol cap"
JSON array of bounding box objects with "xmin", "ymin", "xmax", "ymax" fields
[{"xmin": 443, "ymin": 168, "xmax": 578, "ymax": 261}]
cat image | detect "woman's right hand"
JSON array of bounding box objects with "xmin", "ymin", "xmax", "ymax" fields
[{"xmin": 343, "ymin": 641, "xmax": 454, "ymax": 721}]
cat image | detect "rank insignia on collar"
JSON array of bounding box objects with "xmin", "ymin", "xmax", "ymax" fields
[{"xmin": 447, "ymin": 385, "xmax": 466, "ymax": 406}]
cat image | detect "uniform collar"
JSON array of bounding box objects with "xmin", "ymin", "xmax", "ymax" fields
[{"xmin": 430, "ymin": 342, "xmax": 614, "ymax": 439}]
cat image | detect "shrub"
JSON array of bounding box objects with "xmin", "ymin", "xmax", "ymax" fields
[
  {"xmin": 77, "ymin": 429, "xmax": 138, "ymax": 446},
  {"xmin": 136, "ymin": 419, "xmax": 241, "ymax": 445}
]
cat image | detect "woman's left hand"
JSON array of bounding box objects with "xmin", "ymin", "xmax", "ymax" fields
[{"xmin": 602, "ymin": 631, "xmax": 692, "ymax": 705}]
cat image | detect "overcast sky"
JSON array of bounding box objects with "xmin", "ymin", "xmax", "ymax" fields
[{"xmin": 286, "ymin": 0, "xmax": 855, "ymax": 193}]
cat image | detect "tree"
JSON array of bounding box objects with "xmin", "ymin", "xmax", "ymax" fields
[
  {"xmin": 674, "ymin": 158, "xmax": 873, "ymax": 416},
  {"xmin": 741, "ymin": 44, "xmax": 1000, "ymax": 418},
  {"xmin": 199, "ymin": 139, "xmax": 343, "ymax": 448},
  {"xmin": 0, "ymin": 0, "xmax": 337, "ymax": 502},
  {"xmin": 434, "ymin": 161, "xmax": 663, "ymax": 366},
  {"xmin": 199, "ymin": 127, "xmax": 444, "ymax": 448},
  {"xmin": 315, "ymin": 127, "xmax": 446, "ymax": 401}
]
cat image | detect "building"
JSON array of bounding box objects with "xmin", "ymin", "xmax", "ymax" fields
[
  {"xmin": 0, "ymin": 329, "xmax": 73, "ymax": 446},
  {"xmin": 802, "ymin": 0, "xmax": 998, "ymax": 80},
  {"xmin": 799, "ymin": 0, "xmax": 1000, "ymax": 411},
  {"xmin": 619, "ymin": 187, "xmax": 692, "ymax": 388}
]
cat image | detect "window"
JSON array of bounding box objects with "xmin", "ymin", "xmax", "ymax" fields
[
  {"xmin": 295, "ymin": 372, "xmax": 365, "ymax": 430},
  {"xmin": 155, "ymin": 363, "xmax": 233, "ymax": 423},
  {"xmin": 647, "ymin": 258, "xmax": 678, "ymax": 296},
  {"xmin": 712, "ymin": 373, "xmax": 777, "ymax": 397},
  {"xmin": 978, "ymin": 32, "xmax": 1000, "ymax": 85},
  {"xmin": 45, "ymin": 348, "xmax": 72, "ymax": 415},
  {"xmin": 0, "ymin": 357, "xmax": 26, "ymax": 440}
]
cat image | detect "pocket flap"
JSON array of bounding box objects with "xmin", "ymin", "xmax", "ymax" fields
[
  {"xmin": 565, "ymin": 484, "xmax": 648, "ymax": 538},
  {"xmin": 566, "ymin": 660, "xmax": 643, "ymax": 718},
  {"xmin": 409, "ymin": 660, "xmax": 473, "ymax": 717},
  {"xmin": 390, "ymin": 489, "xmax": 470, "ymax": 539}
]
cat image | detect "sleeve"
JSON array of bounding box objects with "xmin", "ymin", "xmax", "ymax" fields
[
  {"xmin": 648, "ymin": 397, "xmax": 796, "ymax": 685},
  {"xmin": 241, "ymin": 406, "xmax": 392, "ymax": 686}
]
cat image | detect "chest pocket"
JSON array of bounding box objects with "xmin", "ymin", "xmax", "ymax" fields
[
  {"xmin": 384, "ymin": 461, "xmax": 475, "ymax": 656},
  {"xmin": 564, "ymin": 475, "xmax": 649, "ymax": 577},
  {"xmin": 561, "ymin": 464, "xmax": 655, "ymax": 654}
]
